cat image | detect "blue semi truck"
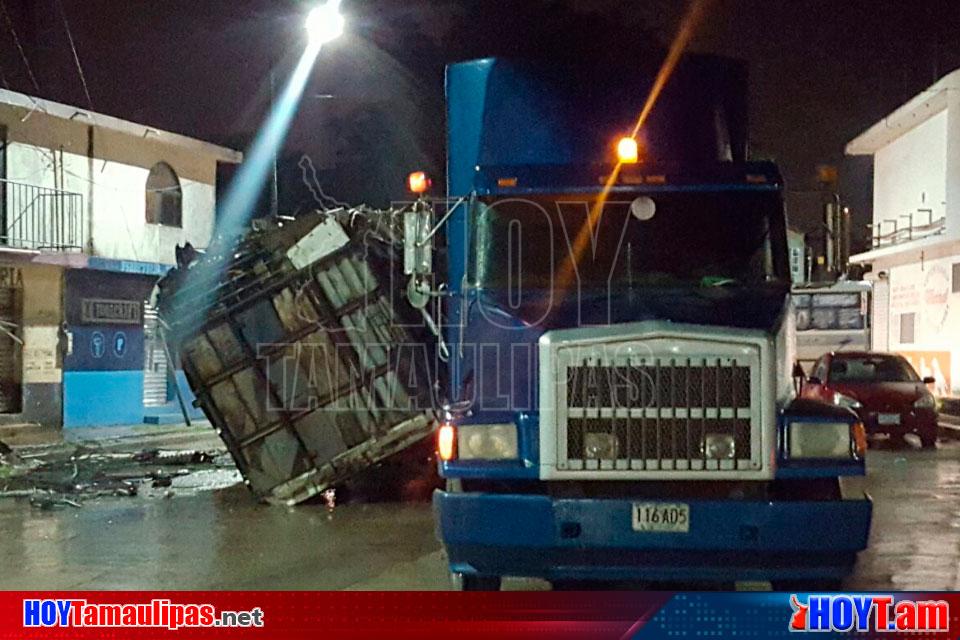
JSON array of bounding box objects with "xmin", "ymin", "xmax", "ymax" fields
[{"xmin": 409, "ymin": 57, "xmax": 872, "ymax": 589}]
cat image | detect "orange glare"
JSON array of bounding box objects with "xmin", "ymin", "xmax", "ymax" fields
[
  {"xmin": 408, "ymin": 171, "xmax": 431, "ymax": 194},
  {"xmin": 631, "ymin": 0, "xmax": 716, "ymax": 138},
  {"xmin": 617, "ymin": 137, "xmax": 639, "ymax": 164},
  {"xmin": 544, "ymin": 0, "xmax": 716, "ymax": 318},
  {"xmin": 438, "ymin": 424, "xmax": 456, "ymax": 461}
]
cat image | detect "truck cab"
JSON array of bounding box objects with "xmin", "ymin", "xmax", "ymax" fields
[{"xmin": 428, "ymin": 57, "xmax": 871, "ymax": 589}]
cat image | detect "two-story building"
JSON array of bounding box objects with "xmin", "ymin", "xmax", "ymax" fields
[
  {"xmin": 0, "ymin": 89, "xmax": 242, "ymax": 429},
  {"xmin": 847, "ymin": 67, "xmax": 960, "ymax": 398}
]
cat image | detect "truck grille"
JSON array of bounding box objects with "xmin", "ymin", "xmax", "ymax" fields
[{"xmin": 545, "ymin": 335, "xmax": 764, "ymax": 475}]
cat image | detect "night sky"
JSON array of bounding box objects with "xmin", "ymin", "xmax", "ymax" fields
[{"xmin": 2, "ymin": 0, "xmax": 959, "ymax": 248}]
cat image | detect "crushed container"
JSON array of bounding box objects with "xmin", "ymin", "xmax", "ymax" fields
[{"xmin": 158, "ymin": 212, "xmax": 435, "ymax": 505}]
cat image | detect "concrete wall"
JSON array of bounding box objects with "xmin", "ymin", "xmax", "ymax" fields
[
  {"xmin": 886, "ymin": 253, "xmax": 959, "ymax": 397},
  {"xmin": 873, "ymin": 109, "xmax": 949, "ymax": 237},
  {"xmin": 6, "ymin": 142, "xmax": 216, "ymax": 265},
  {"xmin": 0, "ymin": 100, "xmax": 228, "ymax": 266},
  {"xmin": 0, "ymin": 262, "xmax": 63, "ymax": 427}
]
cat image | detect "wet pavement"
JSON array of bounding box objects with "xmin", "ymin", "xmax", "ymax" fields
[{"xmin": 2, "ymin": 438, "xmax": 960, "ymax": 590}]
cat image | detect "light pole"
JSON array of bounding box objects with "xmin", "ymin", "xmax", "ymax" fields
[
  {"xmin": 270, "ymin": 0, "xmax": 345, "ymax": 218},
  {"xmin": 214, "ymin": 0, "xmax": 344, "ymax": 249}
]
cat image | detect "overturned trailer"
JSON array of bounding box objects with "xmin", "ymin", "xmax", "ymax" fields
[{"xmin": 157, "ymin": 212, "xmax": 436, "ymax": 505}]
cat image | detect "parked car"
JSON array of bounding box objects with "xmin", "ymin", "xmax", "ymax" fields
[{"xmin": 800, "ymin": 351, "xmax": 938, "ymax": 447}]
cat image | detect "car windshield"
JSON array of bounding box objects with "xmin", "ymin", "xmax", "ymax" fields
[
  {"xmin": 829, "ymin": 356, "xmax": 919, "ymax": 383},
  {"xmin": 471, "ymin": 190, "xmax": 788, "ymax": 294}
]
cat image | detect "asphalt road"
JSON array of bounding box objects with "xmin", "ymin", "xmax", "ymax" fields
[{"xmin": 1, "ymin": 437, "xmax": 959, "ymax": 590}]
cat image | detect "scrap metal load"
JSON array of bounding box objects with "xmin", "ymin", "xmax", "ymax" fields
[{"xmin": 157, "ymin": 211, "xmax": 435, "ymax": 505}]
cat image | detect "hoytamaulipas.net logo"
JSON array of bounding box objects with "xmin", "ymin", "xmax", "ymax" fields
[
  {"xmin": 23, "ymin": 598, "xmax": 265, "ymax": 630},
  {"xmin": 789, "ymin": 594, "xmax": 949, "ymax": 633}
]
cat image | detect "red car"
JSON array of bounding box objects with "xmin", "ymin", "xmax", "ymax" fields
[{"xmin": 800, "ymin": 351, "xmax": 939, "ymax": 447}]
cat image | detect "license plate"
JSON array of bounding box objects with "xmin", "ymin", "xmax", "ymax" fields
[
  {"xmin": 632, "ymin": 502, "xmax": 690, "ymax": 533},
  {"xmin": 878, "ymin": 413, "xmax": 901, "ymax": 425}
]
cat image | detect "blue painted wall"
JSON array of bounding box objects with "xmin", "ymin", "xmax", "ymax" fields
[
  {"xmin": 62, "ymin": 269, "xmax": 154, "ymax": 428},
  {"xmin": 63, "ymin": 370, "xmax": 145, "ymax": 427}
]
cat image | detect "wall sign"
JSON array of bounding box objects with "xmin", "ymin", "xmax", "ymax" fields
[
  {"xmin": 113, "ymin": 331, "xmax": 127, "ymax": 357},
  {"xmin": 90, "ymin": 331, "xmax": 105, "ymax": 359},
  {"xmin": 0, "ymin": 266, "xmax": 23, "ymax": 289},
  {"xmin": 81, "ymin": 299, "xmax": 142, "ymax": 325}
]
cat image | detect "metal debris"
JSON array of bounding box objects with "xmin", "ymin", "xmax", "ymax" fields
[
  {"xmin": 157, "ymin": 212, "xmax": 438, "ymax": 506},
  {"xmin": 0, "ymin": 444, "xmax": 234, "ymax": 506}
]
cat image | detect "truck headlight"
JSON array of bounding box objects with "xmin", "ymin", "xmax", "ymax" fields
[
  {"xmin": 701, "ymin": 433, "xmax": 736, "ymax": 460},
  {"xmin": 457, "ymin": 424, "xmax": 519, "ymax": 460},
  {"xmin": 832, "ymin": 392, "xmax": 862, "ymax": 410},
  {"xmin": 788, "ymin": 422, "xmax": 853, "ymax": 459},
  {"xmin": 914, "ymin": 392, "xmax": 936, "ymax": 410}
]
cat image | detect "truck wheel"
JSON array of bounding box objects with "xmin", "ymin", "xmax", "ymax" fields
[{"xmin": 454, "ymin": 573, "xmax": 501, "ymax": 591}]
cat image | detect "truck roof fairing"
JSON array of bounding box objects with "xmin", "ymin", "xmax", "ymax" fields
[{"xmin": 446, "ymin": 57, "xmax": 751, "ymax": 198}]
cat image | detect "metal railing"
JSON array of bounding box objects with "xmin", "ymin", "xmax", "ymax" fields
[
  {"xmin": 869, "ymin": 209, "xmax": 947, "ymax": 249},
  {"xmin": 0, "ymin": 179, "xmax": 85, "ymax": 251}
]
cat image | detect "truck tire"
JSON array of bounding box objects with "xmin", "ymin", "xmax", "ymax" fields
[{"xmin": 455, "ymin": 573, "xmax": 502, "ymax": 591}]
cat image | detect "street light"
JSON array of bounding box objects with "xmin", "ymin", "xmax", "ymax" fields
[{"xmin": 306, "ymin": 0, "xmax": 345, "ymax": 46}]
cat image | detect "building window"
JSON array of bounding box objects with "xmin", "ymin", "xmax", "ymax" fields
[
  {"xmin": 899, "ymin": 313, "xmax": 915, "ymax": 344},
  {"xmin": 953, "ymin": 262, "xmax": 960, "ymax": 293},
  {"xmin": 145, "ymin": 162, "xmax": 182, "ymax": 227}
]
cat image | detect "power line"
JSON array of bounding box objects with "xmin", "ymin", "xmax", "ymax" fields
[
  {"xmin": 0, "ymin": 0, "xmax": 40, "ymax": 93},
  {"xmin": 56, "ymin": 0, "xmax": 93, "ymax": 110}
]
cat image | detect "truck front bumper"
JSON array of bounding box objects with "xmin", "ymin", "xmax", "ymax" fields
[{"xmin": 434, "ymin": 491, "xmax": 872, "ymax": 582}]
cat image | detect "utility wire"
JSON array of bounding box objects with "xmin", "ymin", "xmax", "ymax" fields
[
  {"xmin": 0, "ymin": 0, "xmax": 40, "ymax": 93},
  {"xmin": 56, "ymin": 0, "xmax": 93, "ymax": 110}
]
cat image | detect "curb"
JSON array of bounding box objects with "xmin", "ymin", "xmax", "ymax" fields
[{"xmin": 939, "ymin": 414, "xmax": 960, "ymax": 441}]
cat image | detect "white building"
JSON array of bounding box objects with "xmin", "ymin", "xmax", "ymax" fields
[
  {"xmin": 847, "ymin": 68, "xmax": 960, "ymax": 398},
  {"xmin": 0, "ymin": 89, "xmax": 242, "ymax": 428}
]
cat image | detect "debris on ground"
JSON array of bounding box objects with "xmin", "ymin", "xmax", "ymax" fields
[{"xmin": 0, "ymin": 444, "xmax": 239, "ymax": 508}]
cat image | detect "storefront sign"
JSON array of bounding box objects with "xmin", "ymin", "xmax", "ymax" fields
[{"xmin": 80, "ymin": 299, "xmax": 142, "ymax": 325}]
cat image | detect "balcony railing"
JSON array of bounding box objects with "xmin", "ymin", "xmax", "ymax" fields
[
  {"xmin": 0, "ymin": 179, "xmax": 85, "ymax": 251},
  {"xmin": 869, "ymin": 210, "xmax": 947, "ymax": 249}
]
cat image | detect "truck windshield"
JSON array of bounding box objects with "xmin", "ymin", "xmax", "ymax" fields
[{"xmin": 471, "ymin": 190, "xmax": 787, "ymax": 293}]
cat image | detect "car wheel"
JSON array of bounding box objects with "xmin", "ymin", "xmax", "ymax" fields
[
  {"xmin": 454, "ymin": 573, "xmax": 501, "ymax": 591},
  {"xmin": 920, "ymin": 432, "xmax": 938, "ymax": 449}
]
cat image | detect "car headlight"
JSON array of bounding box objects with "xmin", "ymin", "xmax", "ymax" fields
[
  {"xmin": 914, "ymin": 392, "xmax": 937, "ymax": 410},
  {"xmin": 457, "ymin": 424, "xmax": 519, "ymax": 460},
  {"xmin": 832, "ymin": 392, "xmax": 862, "ymax": 410},
  {"xmin": 789, "ymin": 422, "xmax": 854, "ymax": 459}
]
